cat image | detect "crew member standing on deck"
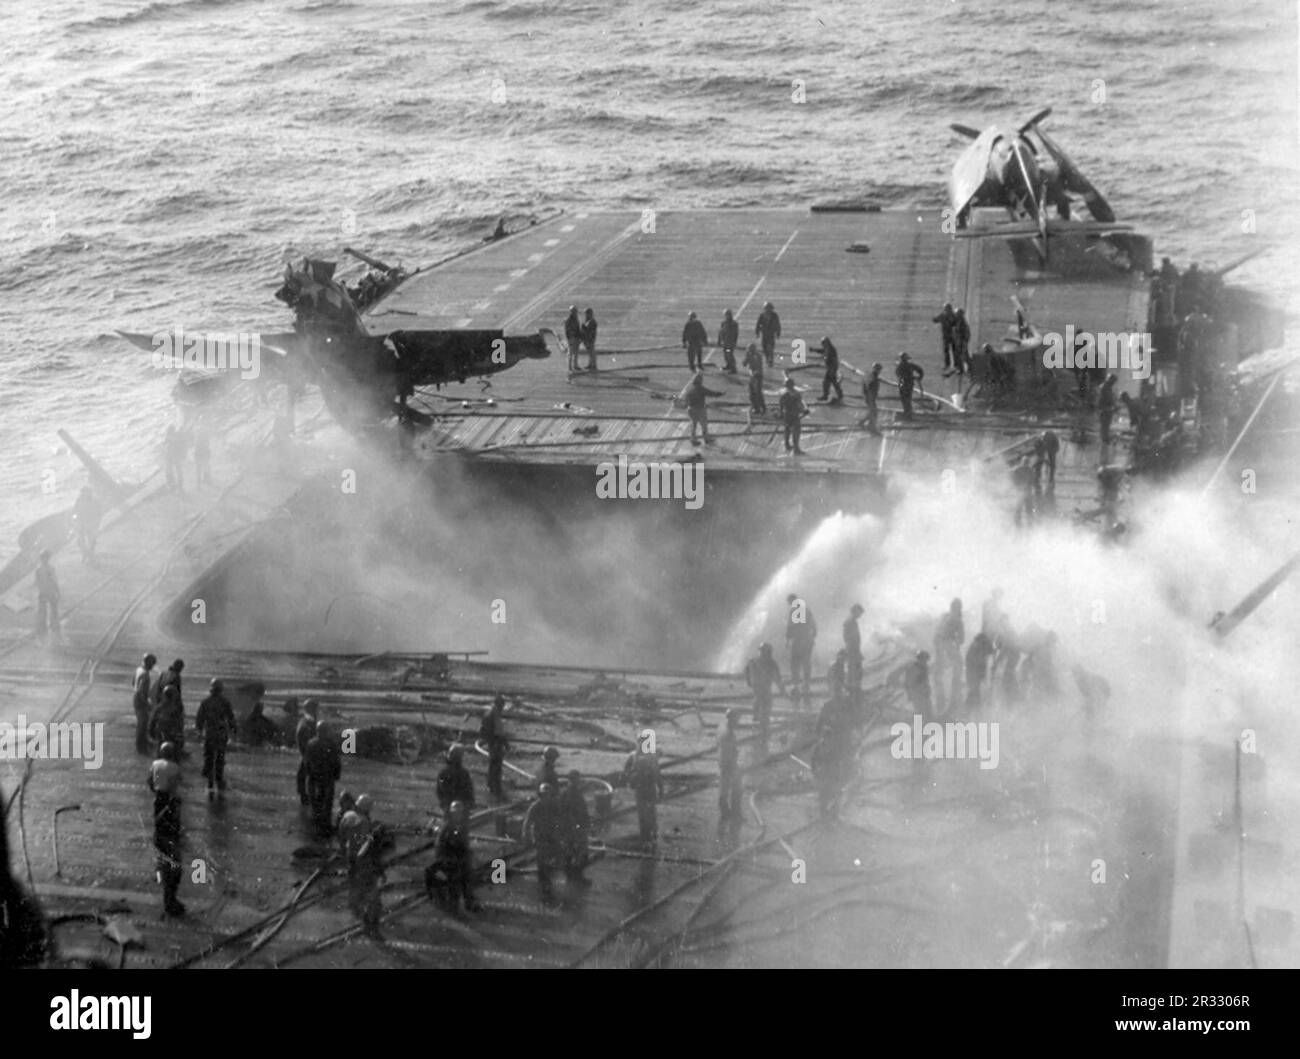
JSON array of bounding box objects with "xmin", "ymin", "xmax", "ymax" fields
[
  {"xmin": 560, "ymin": 771, "xmax": 591, "ymax": 886},
  {"xmin": 778, "ymin": 377, "xmax": 808, "ymax": 455},
  {"xmin": 933, "ymin": 302, "xmax": 957, "ymax": 371},
  {"xmin": 756, "ymin": 302, "xmax": 781, "ymax": 367},
  {"xmin": 149, "ymin": 684, "xmax": 185, "ymax": 758},
  {"xmin": 564, "ymin": 306, "xmax": 582, "ymax": 372},
  {"xmin": 623, "ymin": 732, "xmax": 664, "ymax": 846},
  {"xmin": 535, "ymin": 745, "xmax": 561, "ymax": 794},
  {"xmin": 682, "ymin": 311, "xmax": 709, "ymax": 372},
  {"xmin": 305, "ymin": 722, "xmax": 343, "ymax": 836},
  {"xmin": 896, "ymin": 353, "xmax": 924, "ymax": 421},
  {"xmin": 860, "ymin": 362, "xmax": 883, "ymax": 435},
  {"xmin": 437, "ymin": 744, "xmax": 476, "ymax": 814},
  {"xmin": 133, "ymin": 653, "xmax": 157, "ymax": 754},
  {"xmin": 427, "ymin": 800, "xmax": 480, "ymax": 913},
  {"xmin": 717, "ymin": 309, "xmax": 740, "ymax": 373},
  {"xmin": 786, "ymin": 593, "xmax": 817, "ymax": 703},
  {"xmin": 744, "ymin": 343, "xmax": 766, "ymax": 417},
  {"xmin": 1098, "ymin": 373, "xmax": 1119, "ymax": 445},
  {"xmin": 818, "ymin": 337, "xmax": 843, "ymax": 403},
  {"xmin": 295, "ymin": 701, "xmax": 318, "ymax": 806},
  {"xmin": 195, "ymin": 678, "xmax": 237, "ymax": 797},
  {"xmin": 480, "ymin": 694, "xmax": 509, "ymax": 800},
  {"xmin": 148, "ymin": 742, "xmax": 185, "ymax": 917},
  {"xmin": 953, "ymin": 308, "xmax": 971, "ymax": 375},
  {"xmin": 581, "ymin": 308, "xmax": 598, "ymax": 372},
  {"xmin": 745, "ymin": 642, "xmax": 786, "ymax": 737},
  {"xmin": 522, "ymin": 783, "xmax": 567, "ymax": 899},
  {"xmin": 679, "ymin": 371, "xmax": 722, "ymax": 446},
  {"xmin": 33, "ymin": 550, "xmax": 60, "ymax": 644}
]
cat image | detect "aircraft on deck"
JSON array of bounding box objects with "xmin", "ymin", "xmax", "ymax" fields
[
  {"xmin": 117, "ymin": 248, "xmax": 554, "ymax": 430},
  {"xmin": 948, "ymin": 107, "xmax": 1133, "ymax": 260}
]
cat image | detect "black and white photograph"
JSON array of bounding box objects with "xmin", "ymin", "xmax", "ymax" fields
[{"xmin": 1, "ymin": 0, "xmax": 1297, "ymax": 1020}]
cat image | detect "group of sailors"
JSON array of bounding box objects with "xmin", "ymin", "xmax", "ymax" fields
[
  {"xmin": 734, "ymin": 589, "xmax": 1105, "ymax": 819},
  {"xmin": 128, "ymin": 667, "xmax": 673, "ymax": 927}
]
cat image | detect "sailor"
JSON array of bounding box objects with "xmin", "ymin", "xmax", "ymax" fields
[
  {"xmin": 682, "ymin": 311, "xmax": 709, "ymax": 372},
  {"xmin": 536, "ymin": 745, "xmax": 561, "ymax": 793},
  {"xmin": 560, "ymin": 771, "xmax": 591, "ymax": 886},
  {"xmin": 1033, "ymin": 430, "xmax": 1060, "ymax": 492},
  {"xmin": 964, "ymin": 632, "xmax": 996, "ymax": 712},
  {"xmin": 777, "ymin": 377, "xmax": 808, "ymax": 455},
  {"xmin": 932, "ymin": 302, "xmax": 957, "ymax": 370},
  {"xmin": 755, "ymin": 302, "xmax": 782, "ymax": 368},
  {"xmin": 1098, "ymin": 373, "xmax": 1119, "ymax": 445},
  {"xmin": 72, "ymin": 486, "xmax": 101, "ymax": 563},
  {"xmin": 785, "ymin": 592, "xmax": 817, "ymax": 702},
  {"xmin": 148, "ymin": 684, "xmax": 186, "ymax": 758},
  {"xmin": 295, "ymin": 700, "xmax": 319, "ymax": 806},
  {"xmin": 195, "ymin": 677, "xmax": 237, "ymax": 797},
  {"xmin": 132, "ymin": 653, "xmax": 157, "ymax": 755},
  {"xmin": 818, "ymin": 337, "xmax": 843, "ymax": 403},
  {"xmin": 983, "ymin": 343, "xmax": 1014, "ymax": 392},
  {"xmin": 717, "ymin": 309, "xmax": 740, "ymax": 373},
  {"xmin": 427, "ymin": 800, "xmax": 480, "ymax": 912},
  {"xmin": 953, "ymin": 308, "xmax": 971, "ymax": 374},
  {"xmin": 811, "ymin": 703, "xmax": 850, "ymax": 820},
  {"xmin": 242, "ymin": 697, "xmax": 281, "ymax": 748},
  {"xmin": 932, "ymin": 599, "xmax": 964, "ymax": 716},
  {"xmin": 622, "ymin": 736, "xmax": 664, "ymax": 845},
  {"xmin": 337, "ymin": 792, "xmax": 372, "ymax": 868},
  {"xmin": 994, "ymin": 632, "xmax": 1024, "ymax": 707},
  {"xmin": 522, "ymin": 782, "xmax": 567, "ymax": 899},
  {"xmin": 1176, "ymin": 262, "xmax": 1202, "ymax": 319},
  {"xmin": 679, "ymin": 371, "xmax": 722, "ymax": 446},
  {"xmin": 717, "ymin": 708, "xmax": 743, "ymax": 827},
  {"xmin": 581, "ymin": 308, "xmax": 598, "ymax": 372},
  {"xmin": 334, "ymin": 790, "xmax": 358, "ymax": 852},
  {"xmin": 304, "ymin": 722, "xmax": 343, "ymax": 836},
  {"xmin": 193, "ymin": 428, "xmax": 211, "ymax": 487},
  {"xmin": 744, "ymin": 642, "xmax": 786, "ymax": 735},
  {"xmin": 564, "ymin": 306, "xmax": 582, "ymax": 372},
  {"xmin": 889, "ymin": 650, "xmax": 933, "ymax": 719},
  {"xmin": 860, "ymin": 362, "xmax": 883, "ymax": 435},
  {"xmin": 155, "ymin": 658, "xmax": 185, "ymax": 712},
  {"xmin": 843, "ymin": 603, "xmax": 865, "ymax": 696},
  {"xmin": 895, "ymin": 353, "xmax": 924, "ymax": 421},
  {"xmin": 33, "ymin": 550, "xmax": 60, "ymax": 644},
  {"xmin": 148, "ymin": 742, "xmax": 185, "ymax": 917},
  {"xmin": 745, "ymin": 360, "xmax": 766, "ymax": 421},
  {"xmin": 479, "ymin": 694, "xmax": 509, "ymax": 800},
  {"xmin": 436, "ymin": 744, "xmax": 476, "ymax": 813},
  {"xmin": 347, "ymin": 796, "xmax": 384, "ymax": 934}
]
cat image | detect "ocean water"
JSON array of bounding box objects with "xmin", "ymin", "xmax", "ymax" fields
[{"xmin": 2, "ymin": 0, "xmax": 1296, "ymax": 554}]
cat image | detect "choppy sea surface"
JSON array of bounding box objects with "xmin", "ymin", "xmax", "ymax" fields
[{"xmin": 2, "ymin": 0, "xmax": 1297, "ymax": 553}]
